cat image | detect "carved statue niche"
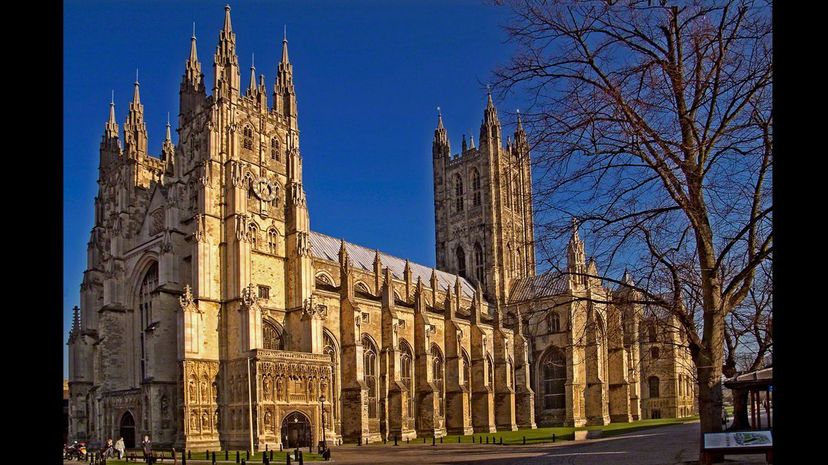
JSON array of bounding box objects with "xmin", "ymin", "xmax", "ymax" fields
[
  {"xmin": 160, "ymin": 394, "xmax": 169, "ymax": 418},
  {"xmin": 212, "ymin": 381, "xmax": 218, "ymax": 403},
  {"xmin": 190, "ymin": 410, "xmax": 198, "ymax": 432},
  {"xmin": 276, "ymin": 376, "xmax": 284, "ymax": 401},
  {"xmin": 263, "ymin": 376, "xmax": 272, "ymax": 401},
  {"xmin": 202, "ymin": 411, "xmax": 210, "ymax": 430},
  {"xmin": 189, "ymin": 377, "xmax": 198, "ymax": 403},
  {"xmin": 200, "ymin": 377, "xmax": 209, "ymax": 404},
  {"xmin": 264, "ymin": 409, "xmax": 273, "ymax": 431}
]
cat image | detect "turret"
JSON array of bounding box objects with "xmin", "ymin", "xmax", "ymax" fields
[
  {"xmin": 213, "ymin": 4, "xmax": 240, "ymax": 101},
  {"xmin": 123, "ymin": 75, "xmax": 148, "ymax": 158},
  {"xmin": 478, "ymin": 89, "xmax": 501, "ymax": 149},
  {"xmin": 432, "ymin": 108, "xmax": 450, "ymax": 159},
  {"xmin": 567, "ymin": 217, "xmax": 587, "ymax": 287},
  {"xmin": 99, "ymin": 92, "xmax": 121, "ymax": 173},
  {"xmin": 162, "ymin": 114, "xmax": 175, "ymax": 175},
  {"xmin": 180, "ymin": 23, "xmax": 205, "ymax": 119},
  {"xmin": 273, "ymin": 26, "xmax": 297, "ymax": 127}
]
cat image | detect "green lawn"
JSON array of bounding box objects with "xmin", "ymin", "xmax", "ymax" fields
[
  {"xmin": 96, "ymin": 450, "xmax": 323, "ymax": 464},
  {"xmin": 383, "ymin": 416, "xmax": 699, "ymax": 446}
]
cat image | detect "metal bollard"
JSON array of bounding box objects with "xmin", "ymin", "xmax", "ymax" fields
[
  {"xmin": 206, "ymin": 449, "xmax": 210, "ymax": 460},
  {"xmin": 225, "ymin": 450, "xmax": 229, "ymax": 461},
  {"xmin": 286, "ymin": 452, "xmax": 291, "ymax": 465},
  {"xmin": 298, "ymin": 451, "xmax": 304, "ymax": 465},
  {"xmin": 523, "ymin": 436, "xmax": 526, "ymax": 445},
  {"xmin": 500, "ymin": 437, "xmax": 503, "ymax": 445},
  {"xmin": 246, "ymin": 450, "xmax": 250, "ymax": 460},
  {"xmin": 486, "ymin": 436, "xmax": 489, "ymax": 444},
  {"xmin": 432, "ymin": 436, "xmax": 435, "ymax": 446},
  {"xmin": 406, "ymin": 438, "xmax": 409, "ymax": 444},
  {"xmin": 458, "ymin": 436, "xmax": 461, "ymax": 443},
  {"xmin": 394, "ymin": 435, "xmax": 398, "ymax": 446},
  {"xmin": 270, "ymin": 450, "xmax": 274, "ymax": 461},
  {"xmin": 358, "ymin": 437, "xmax": 361, "ymax": 447},
  {"xmin": 553, "ymin": 433, "xmax": 556, "ymax": 443},
  {"xmin": 241, "ymin": 460, "xmax": 245, "ymax": 465},
  {"xmin": 188, "ymin": 451, "xmax": 192, "ymax": 460},
  {"xmin": 236, "ymin": 450, "xmax": 240, "ymax": 463},
  {"xmin": 423, "ymin": 437, "xmax": 426, "ymax": 444},
  {"xmin": 440, "ymin": 437, "xmax": 443, "ymax": 444},
  {"xmin": 182, "ymin": 452, "xmax": 187, "ymax": 465},
  {"xmin": 212, "ymin": 451, "xmax": 216, "ymax": 464}
]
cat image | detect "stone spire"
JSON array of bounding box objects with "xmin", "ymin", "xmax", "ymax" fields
[
  {"xmin": 162, "ymin": 113, "xmax": 175, "ymax": 169},
  {"xmin": 514, "ymin": 109, "xmax": 528, "ymax": 155},
  {"xmin": 338, "ymin": 239, "xmax": 350, "ymax": 269},
  {"xmin": 123, "ymin": 72, "xmax": 148, "ymax": 157},
  {"xmin": 248, "ymin": 53, "xmax": 257, "ymax": 95},
  {"xmin": 273, "ymin": 25, "xmax": 297, "ymax": 123},
  {"xmin": 213, "ymin": 4, "xmax": 240, "ymax": 99},
  {"xmin": 567, "ymin": 217, "xmax": 587, "ymax": 286},
  {"xmin": 103, "ymin": 91, "xmax": 119, "ymax": 143},
  {"xmin": 183, "ymin": 23, "xmax": 203, "ymax": 89},
  {"xmin": 69, "ymin": 305, "xmax": 81, "ymax": 342},
  {"xmin": 432, "ymin": 106, "xmax": 450, "ymax": 158},
  {"xmin": 479, "ymin": 87, "xmax": 501, "ymax": 147}
]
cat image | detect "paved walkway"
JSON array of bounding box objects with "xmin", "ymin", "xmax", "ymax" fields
[{"xmin": 323, "ymin": 422, "xmax": 768, "ymax": 465}]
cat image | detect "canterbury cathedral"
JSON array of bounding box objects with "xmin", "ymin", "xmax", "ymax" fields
[{"xmin": 67, "ymin": 5, "xmax": 696, "ymax": 451}]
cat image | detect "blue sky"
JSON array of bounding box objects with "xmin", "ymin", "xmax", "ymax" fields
[{"xmin": 63, "ymin": 0, "xmax": 528, "ymax": 375}]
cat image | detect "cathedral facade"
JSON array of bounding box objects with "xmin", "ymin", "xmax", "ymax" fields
[{"xmin": 67, "ymin": 5, "xmax": 695, "ymax": 451}]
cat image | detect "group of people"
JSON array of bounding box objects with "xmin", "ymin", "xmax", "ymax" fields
[
  {"xmin": 98, "ymin": 435, "xmax": 152, "ymax": 461},
  {"xmin": 100, "ymin": 437, "xmax": 126, "ymax": 459}
]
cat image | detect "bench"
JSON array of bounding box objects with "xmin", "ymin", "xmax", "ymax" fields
[
  {"xmin": 701, "ymin": 430, "xmax": 773, "ymax": 465},
  {"xmin": 124, "ymin": 448, "xmax": 178, "ymax": 463}
]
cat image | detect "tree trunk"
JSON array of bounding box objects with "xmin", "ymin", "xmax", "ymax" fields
[
  {"xmin": 695, "ymin": 341, "xmax": 725, "ymax": 462},
  {"xmin": 729, "ymin": 388, "xmax": 750, "ymax": 430}
]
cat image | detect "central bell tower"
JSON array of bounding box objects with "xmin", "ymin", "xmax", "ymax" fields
[{"xmin": 432, "ymin": 94, "xmax": 536, "ymax": 304}]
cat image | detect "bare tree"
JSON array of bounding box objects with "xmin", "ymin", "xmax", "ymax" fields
[{"xmin": 492, "ymin": 0, "xmax": 772, "ymax": 436}]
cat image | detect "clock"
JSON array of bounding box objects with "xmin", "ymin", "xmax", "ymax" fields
[{"xmin": 253, "ymin": 176, "xmax": 278, "ymax": 202}]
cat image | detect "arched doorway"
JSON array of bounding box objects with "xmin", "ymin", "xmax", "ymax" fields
[
  {"xmin": 119, "ymin": 411, "xmax": 136, "ymax": 448},
  {"xmin": 281, "ymin": 411, "xmax": 311, "ymax": 448}
]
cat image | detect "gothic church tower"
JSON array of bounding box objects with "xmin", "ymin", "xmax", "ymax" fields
[{"xmin": 432, "ymin": 94, "xmax": 536, "ymax": 305}]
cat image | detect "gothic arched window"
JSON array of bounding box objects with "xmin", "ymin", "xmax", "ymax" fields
[
  {"xmin": 454, "ymin": 174, "xmax": 464, "ymax": 212},
  {"xmin": 243, "ymin": 125, "xmax": 253, "ymax": 150},
  {"xmin": 548, "ymin": 311, "xmax": 561, "ymax": 333},
  {"xmin": 486, "ymin": 355, "xmax": 494, "ymax": 387},
  {"xmin": 456, "ymin": 247, "xmax": 466, "ymax": 279},
  {"xmin": 400, "ymin": 342, "xmax": 414, "ymax": 419},
  {"xmin": 362, "ymin": 335, "xmax": 379, "ymax": 418},
  {"xmin": 473, "ymin": 242, "xmax": 484, "ymax": 286},
  {"xmin": 472, "ymin": 169, "xmax": 481, "ymax": 206},
  {"xmin": 268, "ymin": 228, "xmax": 279, "ymax": 254},
  {"xmin": 139, "ymin": 262, "xmax": 158, "ymax": 381},
  {"xmin": 512, "ymin": 178, "xmax": 521, "ymax": 211},
  {"xmin": 248, "ymin": 223, "xmax": 258, "ymax": 250},
  {"xmin": 271, "ymin": 137, "xmax": 280, "ymax": 161},
  {"xmin": 541, "ymin": 347, "xmax": 566, "ymax": 409},
  {"xmin": 262, "ymin": 321, "xmax": 284, "ymax": 350},
  {"xmin": 648, "ymin": 376, "xmax": 660, "ymax": 398},
  {"xmin": 648, "ymin": 322, "xmax": 658, "ymax": 343},
  {"xmin": 432, "ymin": 345, "xmax": 445, "ymax": 417}
]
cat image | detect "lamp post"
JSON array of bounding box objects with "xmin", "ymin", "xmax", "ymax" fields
[{"xmin": 319, "ymin": 394, "xmax": 327, "ymax": 451}]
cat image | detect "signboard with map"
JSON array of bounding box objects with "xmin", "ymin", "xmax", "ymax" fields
[{"xmin": 703, "ymin": 430, "xmax": 773, "ymax": 449}]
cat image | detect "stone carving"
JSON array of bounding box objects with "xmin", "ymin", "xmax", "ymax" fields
[
  {"xmin": 241, "ymin": 283, "xmax": 258, "ymax": 308},
  {"xmin": 302, "ymin": 295, "xmax": 327, "ymax": 320},
  {"xmin": 296, "ymin": 231, "xmax": 310, "ymax": 256},
  {"xmin": 201, "ymin": 410, "xmax": 209, "ymax": 430},
  {"xmin": 160, "ymin": 394, "xmax": 169, "ymax": 417},
  {"xmin": 231, "ymin": 161, "xmax": 243, "ymax": 187},
  {"xmin": 160, "ymin": 229, "xmax": 173, "ymax": 253},
  {"xmin": 263, "ymin": 376, "xmax": 271, "ymax": 401},
  {"xmin": 235, "ymin": 214, "xmax": 249, "ymax": 242},
  {"xmin": 194, "ymin": 215, "xmax": 206, "ymax": 242},
  {"xmin": 179, "ymin": 284, "xmax": 194, "ymax": 309},
  {"xmin": 276, "ymin": 377, "xmax": 283, "ymax": 401},
  {"xmin": 264, "ymin": 409, "xmax": 273, "ymax": 431}
]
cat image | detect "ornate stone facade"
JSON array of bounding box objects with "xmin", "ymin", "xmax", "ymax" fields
[{"xmin": 67, "ymin": 4, "xmax": 695, "ymax": 452}]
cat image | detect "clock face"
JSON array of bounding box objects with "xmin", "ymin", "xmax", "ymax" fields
[{"xmin": 253, "ymin": 176, "xmax": 278, "ymax": 202}]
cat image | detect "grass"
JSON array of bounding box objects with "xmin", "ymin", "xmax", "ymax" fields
[
  {"xmin": 91, "ymin": 450, "xmax": 324, "ymax": 464},
  {"xmin": 382, "ymin": 416, "xmax": 699, "ymax": 446}
]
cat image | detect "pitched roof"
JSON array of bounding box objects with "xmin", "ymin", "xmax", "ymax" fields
[
  {"xmin": 309, "ymin": 231, "xmax": 476, "ymax": 299},
  {"xmin": 508, "ymin": 272, "xmax": 570, "ymax": 303}
]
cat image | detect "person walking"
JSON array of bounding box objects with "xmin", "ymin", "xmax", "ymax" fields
[
  {"xmin": 141, "ymin": 435, "xmax": 153, "ymax": 464},
  {"xmin": 115, "ymin": 437, "xmax": 125, "ymax": 460}
]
